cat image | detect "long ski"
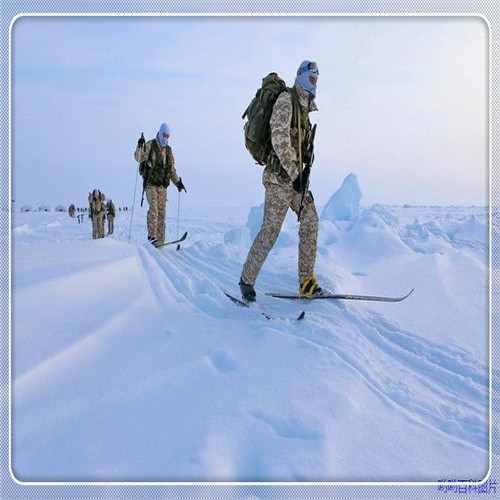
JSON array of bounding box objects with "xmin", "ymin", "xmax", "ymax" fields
[
  {"xmin": 266, "ymin": 288, "xmax": 414, "ymax": 303},
  {"xmin": 223, "ymin": 290, "xmax": 305, "ymax": 321},
  {"xmin": 155, "ymin": 231, "xmax": 188, "ymax": 248}
]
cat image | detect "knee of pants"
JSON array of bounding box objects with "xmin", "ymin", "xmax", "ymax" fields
[{"xmin": 259, "ymin": 220, "xmax": 283, "ymax": 246}]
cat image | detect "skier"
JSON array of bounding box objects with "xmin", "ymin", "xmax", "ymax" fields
[
  {"xmin": 239, "ymin": 60, "xmax": 322, "ymax": 301},
  {"xmin": 134, "ymin": 122, "xmax": 186, "ymax": 247},
  {"xmin": 88, "ymin": 190, "xmax": 106, "ymax": 239},
  {"xmin": 106, "ymin": 199, "xmax": 116, "ymax": 235},
  {"xmin": 68, "ymin": 204, "xmax": 76, "ymax": 218}
]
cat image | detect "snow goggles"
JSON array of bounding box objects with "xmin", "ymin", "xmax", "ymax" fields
[{"xmin": 298, "ymin": 62, "xmax": 319, "ymax": 76}]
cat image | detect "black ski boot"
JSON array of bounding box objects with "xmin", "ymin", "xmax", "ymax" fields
[{"xmin": 239, "ymin": 279, "xmax": 256, "ymax": 302}]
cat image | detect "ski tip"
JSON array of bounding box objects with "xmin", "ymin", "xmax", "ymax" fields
[{"xmin": 403, "ymin": 288, "xmax": 415, "ymax": 300}]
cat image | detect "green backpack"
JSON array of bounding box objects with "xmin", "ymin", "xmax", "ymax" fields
[{"xmin": 242, "ymin": 72, "xmax": 287, "ymax": 165}]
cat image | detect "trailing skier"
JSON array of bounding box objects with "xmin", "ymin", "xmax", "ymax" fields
[
  {"xmin": 134, "ymin": 122, "xmax": 186, "ymax": 247},
  {"xmin": 239, "ymin": 60, "xmax": 322, "ymax": 301},
  {"xmin": 88, "ymin": 189, "xmax": 106, "ymax": 239},
  {"xmin": 106, "ymin": 199, "xmax": 116, "ymax": 235}
]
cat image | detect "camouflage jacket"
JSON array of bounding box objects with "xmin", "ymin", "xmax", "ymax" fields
[
  {"xmin": 134, "ymin": 138, "xmax": 180, "ymax": 188},
  {"xmin": 263, "ymin": 84, "xmax": 317, "ymax": 186},
  {"xmin": 88, "ymin": 192, "xmax": 106, "ymax": 217}
]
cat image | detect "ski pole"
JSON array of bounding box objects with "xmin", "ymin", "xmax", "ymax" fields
[
  {"xmin": 129, "ymin": 132, "xmax": 146, "ymax": 242},
  {"xmin": 176, "ymin": 189, "xmax": 181, "ymax": 251},
  {"xmin": 128, "ymin": 164, "xmax": 139, "ymax": 242},
  {"xmin": 176, "ymin": 190, "xmax": 181, "ymax": 240}
]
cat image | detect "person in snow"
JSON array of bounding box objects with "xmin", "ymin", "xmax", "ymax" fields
[
  {"xmin": 88, "ymin": 189, "xmax": 106, "ymax": 239},
  {"xmin": 239, "ymin": 61, "xmax": 322, "ymax": 301},
  {"xmin": 106, "ymin": 199, "xmax": 116, "ymax": 235},
  {"xmin": 134, "ymin": 122, "xmax": 186, "ymax": 247},
  {"xmin": 68, "ymin": 204, "xmax": 76, "ymax": 218}
]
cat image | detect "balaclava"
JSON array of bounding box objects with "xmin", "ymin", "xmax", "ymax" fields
[
  {"xmin": 157, "ymin": 122, "xmax": 170, "ymax": 147},
  {"xmin": 295, "ymin": 60, "xmax": 319, "ymax": 97}
]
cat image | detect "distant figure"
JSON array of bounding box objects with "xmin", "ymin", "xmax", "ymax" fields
[
  {"xmin": 106, "ymin": 199, "xmax": 116, "ymax": 235},
  {"xmin": 88, "ymin": 190, "xmax": 106, "ymax": 239},
  {"xmin": 68, "ymin": 204, "xmax": 76, "ymax": 218}
]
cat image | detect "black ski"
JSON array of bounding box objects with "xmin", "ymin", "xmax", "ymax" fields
[
  {"xmin": 223, "ymin": 290, "xmax": 305, "ymax": 321},
  {"xmin": 155, "ymin": 231, "xmax": 188, "ymax": 248},
  {"xmin": 266, "ymin": 288, "xmax": 414, "ymax": 303}
]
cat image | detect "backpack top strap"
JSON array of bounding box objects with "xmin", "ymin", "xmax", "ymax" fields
[{"xmin": 149, "ymin": 139, "xmax": 158, "ymax": 160}]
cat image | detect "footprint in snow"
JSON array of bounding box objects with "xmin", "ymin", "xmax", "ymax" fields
[
  {"xmin": 251, "ymin": 411, "xmax": 321, "ymax": 440},
  {"xmin": 208, "ymin": 351, "xmax": 238, "ymax": 374}
]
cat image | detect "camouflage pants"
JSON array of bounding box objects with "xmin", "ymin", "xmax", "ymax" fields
[
  {"xmin": 241, "ymin": 182, "xmax": 318, "ymax": 287},
  {"xmin": 92, "ymin": 213, "xmax": 105, "ymax": 239},
  {"xmin": 107, "ymin": 216, "xmax": 114, "ymax": 235},
  {"xmin": 145, "ymin": 185, "xmax": 167, "ymax": 244}
]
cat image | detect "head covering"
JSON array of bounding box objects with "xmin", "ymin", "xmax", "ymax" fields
[
  {"xmin": 157, "ymin": 122, "xmax": 170, "ymax": 147},
  {"xmin": 294, "ymin": 60, "xmax": 319, "ymax": 97}
]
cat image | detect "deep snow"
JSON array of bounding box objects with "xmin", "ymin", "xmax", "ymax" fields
[{"xmin": 11, "ymin": 194, "xmax": 493, "ymax": 482}]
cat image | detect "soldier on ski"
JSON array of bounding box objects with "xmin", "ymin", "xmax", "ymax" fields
[
  {"xmin": 106, "ymin": 199, "xmax": 116, "ymax": 235},
  {"xmin": 239, "ymin": 61, "xmax": 322, "ymax": 301},
  {"xmin": 134, "ymin": 122, "xmax": 186, "ymax": 247},
  {"xmin": 88, "ymin": 189, "xmax": 106, "ymax": 239}
]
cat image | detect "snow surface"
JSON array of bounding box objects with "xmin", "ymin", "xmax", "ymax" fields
[{"xmin": 11, "ymin": 197, "xmax": 494, "ymax": 482}]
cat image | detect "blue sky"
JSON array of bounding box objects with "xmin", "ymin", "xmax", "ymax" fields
[{"xmin": 12, "ymin": 15, "xmax": 488, "ymax": 209}]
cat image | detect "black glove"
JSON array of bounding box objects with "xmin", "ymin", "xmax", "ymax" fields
[
  {"xmin": 137, "ymin": 132, "xmax": 145, "ymax": 149},
  {"xmin": 176, "ymin": 177, "xmax": 187, "ymax": 193},
  {"xmin": 292, "ymin": 166, "xmax": 310, "ymax": 194}
]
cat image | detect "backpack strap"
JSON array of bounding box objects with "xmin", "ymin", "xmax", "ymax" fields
[
  {"xmin": 291, "ymin": 88, "xmax": 303, "ymax": 182},
  {"xmin": 147, "ymin": 139, "xmax": 157, "ymax": 165},
  {"xmin": 289, "ymin": 86, "xmax": 300, "ymax": 132},
  {"xmin": 140, "ymin": 139, "xmax": 155, "ymax": 176}
]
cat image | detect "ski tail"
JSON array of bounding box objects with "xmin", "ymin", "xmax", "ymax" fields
[
  {"xmin": 222, "ymin": 290, "xmax": 305, "ymax": 321},
  {"xmin": 156, "ymin": 231, "xmax": 188, "ymax": 248}
]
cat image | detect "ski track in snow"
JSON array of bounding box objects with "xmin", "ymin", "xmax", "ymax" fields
[
  {"xmin": 12, "ymin": 208, "xmax": 491, "ymax": 479},
  {"xmin": 134, "ymin": 232, "xmax": 489, "ymax": 453},
  {"xmin": 299, "ymin": 315, "xmax": 486, "ymax": 451}
]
